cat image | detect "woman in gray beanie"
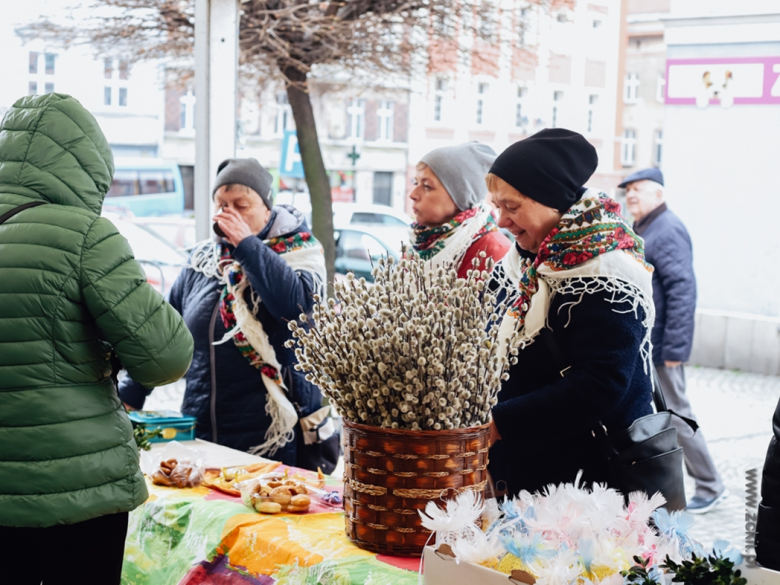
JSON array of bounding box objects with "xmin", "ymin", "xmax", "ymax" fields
[{"xmin": 408, "ymin": 141, "xmax": 510, "ymax": 277}]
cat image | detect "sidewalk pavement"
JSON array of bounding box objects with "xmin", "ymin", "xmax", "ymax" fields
[
  {"xmin": 142, "ymin": 366, "xmax": 780, "ymax": 553},
  {"xmin": 681, "ymin": 366, "xmax": 779, "ymax": 553}
]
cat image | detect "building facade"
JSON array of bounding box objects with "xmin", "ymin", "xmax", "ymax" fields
[
  {"xmin": 0, "ymin": 37, "xmax": 165, "ymax": 162},
  {"xmin": 621, "ymin": 0, "xmax": 670, "ymax": 172},
  {"xmin": 407, "ymin": 0, "xmax": 626, "ymax": 213},
  {"xmin": 162, "ymin": 76, "xmax": 411, "ymax": 213},
  {"xmin": 2, "ymin": 0, "xmax": 628, "ymax": 217}
]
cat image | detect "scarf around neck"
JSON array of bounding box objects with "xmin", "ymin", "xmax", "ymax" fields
[
  {"xmin": 410, "ymin": 203, "xmax": 499, "ymax": 271},
  {"xmin": 492, "ymin": 192, "xmax": 655, "ymax": 371},
  {"xmin": 189, "ymin": 205, "xmax": 326, "ymax": 456}
]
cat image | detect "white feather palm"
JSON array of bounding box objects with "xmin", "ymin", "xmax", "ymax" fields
[{"xmin": 418, "ymin": 489, "xmax": 483, "ymax": 534}]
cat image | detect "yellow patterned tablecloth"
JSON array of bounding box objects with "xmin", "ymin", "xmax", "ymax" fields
[{"xmin": 122, "ymin": 466, "xmax": 421, "ymax": 585}]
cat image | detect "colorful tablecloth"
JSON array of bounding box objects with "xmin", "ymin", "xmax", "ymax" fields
[{"xmin": 122, "ymin": 465, "xmax": 420, "ymax": 585}]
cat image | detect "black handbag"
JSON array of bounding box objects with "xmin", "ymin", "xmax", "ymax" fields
[{"xmin": 538, "ymin": 328, "xmax": 697, "ymax": 511}]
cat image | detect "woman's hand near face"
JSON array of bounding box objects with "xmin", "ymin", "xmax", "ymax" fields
[{"xmin": 214, "ymin": 207, "xmax": 254, "ymax": 246}]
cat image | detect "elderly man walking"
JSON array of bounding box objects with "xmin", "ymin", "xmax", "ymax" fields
[{"xmin": 620, "ymin": 168, "xmax": 726, "ymax": 514}]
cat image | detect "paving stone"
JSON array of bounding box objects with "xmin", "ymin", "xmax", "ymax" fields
[{"xmin": 682, "ymin": 366, "xmax": 779, "ymax": 553}]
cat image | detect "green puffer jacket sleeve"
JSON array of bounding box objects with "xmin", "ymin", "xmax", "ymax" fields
[{"xmin": 81, "ymin": 217, "xmax": 194, "ymax": 387}]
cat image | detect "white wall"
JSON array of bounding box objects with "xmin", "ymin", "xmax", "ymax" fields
[
  {"xmin": 663, "ymin": 1, "xmax": 780, "ymax": 373},
  {"xmin": 662, "ymin": 1, "xmax": 780, "ymax": 318},
  {"xmin": 663, "ymin": 102, "xmax": 780, "ymax": 317}
]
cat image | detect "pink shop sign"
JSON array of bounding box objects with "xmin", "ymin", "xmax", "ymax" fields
[{"xmin": 665, "ymin": 56, "xmax": 780, "ymax": 107}]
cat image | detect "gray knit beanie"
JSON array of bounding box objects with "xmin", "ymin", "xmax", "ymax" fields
[
  {"xmin": 419, "ymin": 142, "xmax": 497, "ymax": 211},
  {"xmin": 212, "ymin": 158, "xmax": 274, "ymax": 210}
]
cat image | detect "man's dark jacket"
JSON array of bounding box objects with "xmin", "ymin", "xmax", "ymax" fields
[
  {"xmin": 119, "ymin": 208, "xmax": 322, "ymax": 465},
  {"xmin": 634, "ymin": 204, "xmax": 696, "ymax": 364}
]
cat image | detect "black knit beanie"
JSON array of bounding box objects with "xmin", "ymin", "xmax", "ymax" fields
[
  {"xmin": 489, "ymin": 128, "xmax": 598, "ymax": 212},
  {"xmin": 212, "ymin": 158, "xmax": 274, "ymax": 210}
]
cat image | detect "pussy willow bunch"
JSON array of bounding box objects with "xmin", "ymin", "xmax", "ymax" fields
[{"xmin": 285, "ymin": 249, "xmax": 518, "ymax": 430}]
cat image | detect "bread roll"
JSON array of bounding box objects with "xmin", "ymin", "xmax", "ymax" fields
[{"xmin": 255, "ymin": 501, "xmax": 282, "ymax": 514}]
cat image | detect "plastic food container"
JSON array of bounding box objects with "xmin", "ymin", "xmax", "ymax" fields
[{"xmin": 128, "ymin": 410, "xmax": 197, "ymax": 443}]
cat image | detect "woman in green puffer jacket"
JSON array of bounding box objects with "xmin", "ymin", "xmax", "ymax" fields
[{"xmin": 0, "ymin": 94, "xmax": 194, "ymax": 584}]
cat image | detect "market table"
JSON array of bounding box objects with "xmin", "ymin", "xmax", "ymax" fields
[{"xmin": 122, "ymin": 440, "xmax": 421, "ymax": 585}]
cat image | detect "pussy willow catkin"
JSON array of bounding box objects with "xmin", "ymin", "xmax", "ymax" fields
[{"xmin": 285, "ymin": 250, "xmax": 519, "ymax": 430}]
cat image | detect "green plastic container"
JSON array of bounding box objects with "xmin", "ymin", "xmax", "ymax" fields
[{"xmin": 128, "ymin": 410, "xmax": 197, "ymax": 443}]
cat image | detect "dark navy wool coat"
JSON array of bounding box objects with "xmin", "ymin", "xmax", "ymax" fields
[
  {"xmin": 119, "ymin": 217, "xmax": 322, "ymax": 465},
  {"xmin": 488, "ymin": 247, "xmax": 654, "ymax": 497}
]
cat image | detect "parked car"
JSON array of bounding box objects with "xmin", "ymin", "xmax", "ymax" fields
[
  {"xmin": 332, "ymin": 203, "xmax": 412, "ymax": 228},
  {"xmin": 331, "ymin": 203, "xmax": 412, "ymax": 257},
  {"xmin": 334, "ymin": 227, "xmax": 400, "ymax": 283},
  {"xmin": 103, "ymin": 211, "xmax": 187, "ymax": 294},
  {"xmin": 133, "ymin": 215, "xmax": 197, "ymax": 251}
]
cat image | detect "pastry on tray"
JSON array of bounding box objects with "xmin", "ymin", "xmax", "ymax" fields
[
  {"xmin": 246, "ymin": 479, "xmax": 312, "ymax": 514},
  {"xmin": 202, "ymin": 461, "xmax": 282, "ymax": 496},
  {"xmin": 151, "ymin": 458, "xmax": 202, "ymax": 488}
]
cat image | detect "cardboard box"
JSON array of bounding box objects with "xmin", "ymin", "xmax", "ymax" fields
[
  {"xmin": 741, "ymin": 565, "xmax": 780, "ymax": 585},
  {"xmin": 423, "ymin": 545, "xmax": 535, "ymax": 585},
  {"xmin": 423, "ymin": 545, "xmax": 780, "ymax": 585}
]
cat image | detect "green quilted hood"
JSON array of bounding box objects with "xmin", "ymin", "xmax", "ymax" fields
[{"xmin": 0, "ymin": 93, "xmax": 114, "ymax": 214}]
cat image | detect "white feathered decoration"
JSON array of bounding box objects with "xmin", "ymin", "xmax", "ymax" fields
[{"xmin": 416, "ymin": 472, "xmax": 702, "ymax": 585}]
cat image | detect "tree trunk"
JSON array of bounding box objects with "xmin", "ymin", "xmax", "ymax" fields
[{"xmin": 283, "ymin": 65, "xmax": 336, "ymax": 295}]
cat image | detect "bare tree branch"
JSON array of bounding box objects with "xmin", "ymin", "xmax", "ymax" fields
[{"xmin": 19, "ymin": 0, "xmax": 560, "ymax": 287}]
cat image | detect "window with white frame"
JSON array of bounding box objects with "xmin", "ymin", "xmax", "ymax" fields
[
  {"xmin": 347, "ymin": 98, "xmax": 366, "ymax": 140},
  {"xmin": 478, "ymin": 1, "xmax": 497, "ymax": 42},
  {"xmin": 476, "ymin": 82, "xmax": 489, "ymax": 125},
  {"xmin": 515, "ymin": 86, "xmax": 528, "ymax": 128},
  {"xmin": 621, "ymin": 129, "xmax": 636, "ymax": 166},
  {"xmin": 551, "ymin": 90, "xmax": 564, "ymax": 128},
  {"xmin": 433, "ymin": 95, "xmax": 443, "ymax": 122},
  {"xmin": 587, "ymin": 94, "xmax": 599, "ymax": 133},
  {"xmin": 656, "ymin": 74, "xmax": 666, "ymax": 103},
  {"xmin": 104, "ymin": 58, "xmax": 129, "ymax": 107},
  {"xmin": 274, "ymin": 93, "xmax": 293, "ymax": 135},
  {"xmin": 180, "ymin": 89, "xmax": 196, "ymax": 133},
  {"xmin": 624, "ymin": 72, "xmax": 639, "ymax": 103},
  {"xmin": 433, "ymin": 77, "xmax": 448, "ymax": 122},
  {"xmin": 518, "ymin": 7, "xmax": 530, "ymax": 47},
  {"xmin": 432, "ymin": 9, "xmax": 450, "ymax": 37},
  {"xmin": 28, "ymin": 51, "xmax": 57, "ymax": 95},
  {"xmin": 653, "ymin": 129, "xmax": 663, "ymax": 166},
  {"xmin": 377, "ymin": 100, "xmax": 394, "ymax": 141}
]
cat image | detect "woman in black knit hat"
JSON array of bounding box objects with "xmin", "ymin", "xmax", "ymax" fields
[{"xmin": 487, "ymin": 129, "xmax": 656, "ymax": 496}]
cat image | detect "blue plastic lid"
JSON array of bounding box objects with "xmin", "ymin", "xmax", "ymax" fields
[{"xmin": 128, "ymin": 410, "xmax": 197, "ymax": 424}]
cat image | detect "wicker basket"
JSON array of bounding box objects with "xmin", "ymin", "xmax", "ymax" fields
[{"xmin": 342, "ymin": 419, "xmax": 490, "ymax": 557}]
